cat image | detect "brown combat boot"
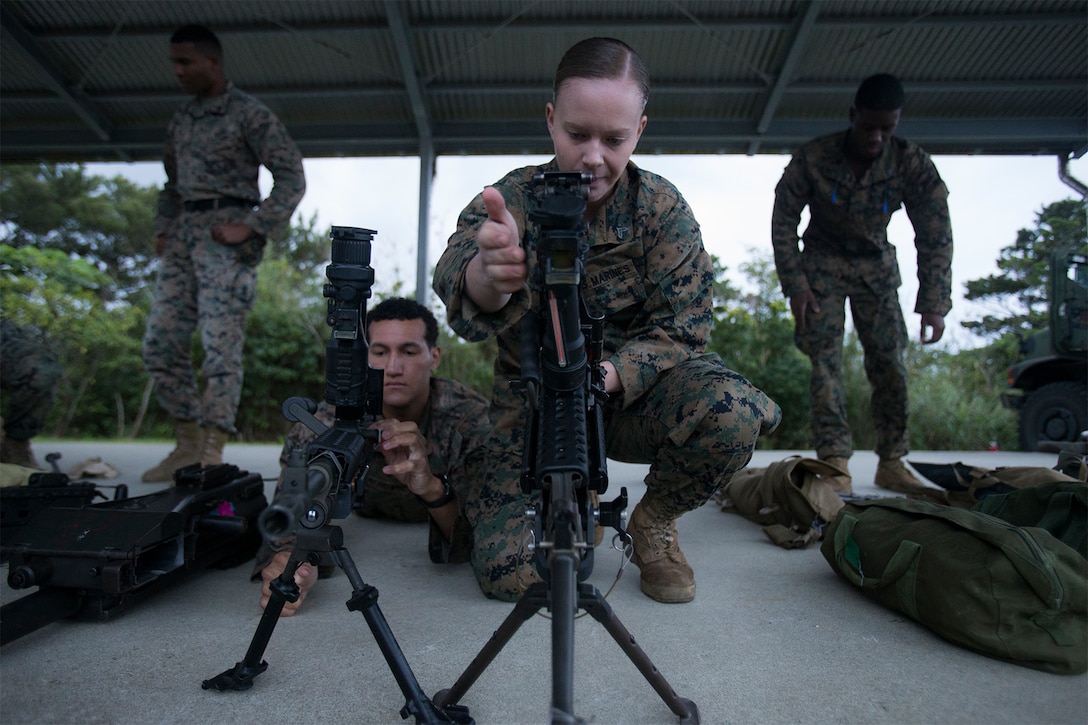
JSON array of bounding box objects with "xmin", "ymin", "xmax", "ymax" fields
[
  {"xmin": 200, "ymin": 427, "xmax": 231, "ymax": 466},
  {"xmin": 0, "ymin": 437, "xmax": 42, "ymax": 469},
  {"xmin": 141, "ymin": 420, "xmax": 205, "ymax": 483},
  {"xmin": 874, "ymin": 457, "xmax": 924, "ymax": 491},
  {"xmin": 821, "ymin": 455, "xmax": 853, "ymax": 495},
  {"xmin": 875, "ymin": 457, "xmax": 945, "ymax": 503},
  {"xmin": 627, "ymin": 497, "xmax": 695, "ymax": 603}
]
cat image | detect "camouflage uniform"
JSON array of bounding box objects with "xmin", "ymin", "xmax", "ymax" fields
[
  {"xmin": 0, "ymin": 320, "xmax": 61, "ymax": 442},
  {"xmin": 771, "ymin": 131, "xmax": 953, "ymax": 461},
  {"xmin": 258, "ymin": 377, "xmax": 489, "ymax": 572},
  {"xmin": 142, "ymin": 83, "xmax": 305, "ymax": 433},
  {"xmin": 434, "ymin": 161, "xmax": 782, "ymax": 601}
]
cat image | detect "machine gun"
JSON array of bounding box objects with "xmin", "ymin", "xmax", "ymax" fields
[
  {"xmin": 433, "ymin": 172, "xmax": 699, "ymax": 723},
  {"xmin": 257, "ymin": 224, "xmax": 386, "ymax": 545},
  {"xmin": 0, "ymin": 455, "xmax": 125, "ymax": 561},
  {"xmin": 202, "ymin": 226, "xmax": 468, "ymax": 725},
  {"xmin": 0, "ymin": 463, "xmax": 266, "ymax": 646}
]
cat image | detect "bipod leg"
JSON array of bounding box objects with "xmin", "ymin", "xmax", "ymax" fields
[
  {"xmin": 432, "ymin": 582, "xmax": 549, "ymax": 713},
  {"xmin": 330, "ymin": 545, "xmax": 471, "ymax": 725},
  {"xmin": 550, "ymin": 550, "xmax": 578, "ymax": 724},
  {"xmin": 578, "ymin": 583, "xmax": 700, "ymax": 724},
  {"xmin": 201, "ymin": 545, "xmax": 313, "ymax": 691}
]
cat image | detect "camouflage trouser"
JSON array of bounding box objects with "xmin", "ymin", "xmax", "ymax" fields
[
  {"xmin": 464, "ymin": 354, "xmax": 782, "ymax": 601},
  {"xmin": 795, "ymin": 277, "xmax": 909, "ymax": 461},
  {"xmin": 142, "ymin": 209, "xmax": 264, "ymax": 433},
  {"xmin": 0, "ymin": 320, "xmax": 62, "ymax": 440}
]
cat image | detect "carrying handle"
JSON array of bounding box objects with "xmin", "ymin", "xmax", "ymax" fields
[{"xmin": 834, "ymin": 513, "xmax": 922, "ymax": 590}]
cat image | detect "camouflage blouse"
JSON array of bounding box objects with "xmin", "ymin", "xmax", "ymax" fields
[
  {"xmin": 771, "ymin": 131, "xmax": 953, "ymax": 316},
  {"xmin": 156, "ymin": 82, "xmax": 305, "ymax": 240},
  {"xmin": 434, "ymin": 160, "xmax": 715, "ymax": 411}
]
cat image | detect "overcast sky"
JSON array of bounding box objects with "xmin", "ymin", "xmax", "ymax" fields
[{"xmin": 87, "ymin": 150, "xmax": 1087, "ymax": 350}]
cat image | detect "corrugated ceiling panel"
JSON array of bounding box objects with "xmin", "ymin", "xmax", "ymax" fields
[
  {"xmin": 0, "ymin": 96, "xmax": 86, "ymax": 130},
  {"xmin": 228, "ymin": 31, "xmax": 401, "ymax": 88},
  {"xmin": 1, "ymin": 0, "xmax": 1083, "ymax": 159},
  {"xmin": 94, "ymin": 97, "xmax": 174, "ymax": 129},
  {"xmin": 36, "ymin": 37, "xmax": 165, "ymax": 93},
  {"xmin": 0, "ymin": 42, "xmax": 50, "ymax": 93}
]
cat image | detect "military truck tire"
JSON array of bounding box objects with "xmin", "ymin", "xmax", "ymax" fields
[{"xmin": 1018, "ymin": 381, "xmax": 1088, "ymax": 451}]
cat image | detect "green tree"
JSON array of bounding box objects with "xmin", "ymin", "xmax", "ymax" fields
[
  {"xmin": 0, "ymin": 162, "xmax": 341, "ymax": 442},
  {"xmin": 1, "ymin": 163, "xmax": 162, "ymax": 438},
  {"xmin": 0, "ymin": 163, "xmax": 158, "ymax": 303},
  {"xmin": 961, "ymin": 197, "xmax": 1087, "ymax": 451},
  {"xmin": 962, "ymin": 198, "xmax": 1088, "ymax": 339},
  {"xmin": 907, "ymin": 343, "xmax": 1017, "ymax": 451},
  {"xmin": 235, "ymin": 258, "xmax": 327, "ymax": 440},
  {"xmin": 265, "ymin": 210, "xmax": 331, "ymax": 277},
  {"xmin": 233, "ymin": 212, "xmax": 333, "ymax": 439},
  {"xmin": 708, "ymin": 251, "xmax": 812, "ymax": 449},
  {"xmin": 1, "ymin": 244, "xmax": 147, "ymax": 438},
  {"xmin": 437, "ymin": 332, "xmax": 496, "ymax": 398}
]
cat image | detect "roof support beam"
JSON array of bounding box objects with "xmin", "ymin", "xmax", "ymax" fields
[
  {"xmin": 0, "ymin": 5, "xmax": 121, "ymax": 157},
  {"xmin": 1058, "ymin": 153, "xmax": 1088, "ymax": 197},
  {"xmin": 5, "ymin": 78, "xmax": 1083, "ymax": 107},
  {"xmin": 3, "ymin": 114, "xmax": 1084, "ymax": 159},
  {"xmin": 384, "ymin": 0, "xmax": 432, "ymax": 145},
  {"xmin": 384, "ymin": 0, "xmax": 434, "ymax": 305},
  {"xmin": 4, "ymin": 116, "xmax": 1085, "ymax": 160},
  {"xmin": 32, "ymin": 12, "xmax": 1086, "ymax": 40},
  {"xmin": 748, "ymin": 0, "xmax": 821, "ymax": 155}
]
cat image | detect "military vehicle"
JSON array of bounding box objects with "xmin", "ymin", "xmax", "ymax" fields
[{"xmin": 1002, "ymin": 246, "xmax": 1088, "ymax": 451}]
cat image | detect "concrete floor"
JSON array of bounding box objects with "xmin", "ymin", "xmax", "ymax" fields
[{"xmin": 1, "ymin": 441, "xmax": 1085, "ymax": 725}]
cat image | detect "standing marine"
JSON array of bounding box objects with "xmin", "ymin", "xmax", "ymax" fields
[
  {"xmin": 141, "ymin": 24, "xmax": 305, "ymax": 482},
  {"xmin": 771, "ymin": 73, "xmax": 953, "ymax": 495}
]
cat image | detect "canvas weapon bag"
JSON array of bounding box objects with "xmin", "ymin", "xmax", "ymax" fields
[{"xmin": 716, "ymin": 456, "xmax": 845, "ymax": 549}]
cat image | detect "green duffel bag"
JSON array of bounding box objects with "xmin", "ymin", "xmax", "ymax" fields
[
  {"xmin": 821, "ymin": 495, "xmax": 1088, "ymax": 674},
  {"xmin": 973, "ymin": 481, "xmax": 1088, "ymax": 560}
]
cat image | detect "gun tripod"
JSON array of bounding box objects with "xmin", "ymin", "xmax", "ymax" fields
[
  {"xmin": 202, "ymin": 524, "xmax": 471, "ymax": 725},
  {"xmin": 432, "ymin": 567, "xmax": 700, "ymax": 724},
  {"xmin": 430, "ymin": 472, "xmax": 698, "ymax": 723}
]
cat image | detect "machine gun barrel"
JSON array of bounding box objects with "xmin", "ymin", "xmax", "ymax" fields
[{"xmin": 256, "ymin": 456, "xmax": 339, "ymax": 542}]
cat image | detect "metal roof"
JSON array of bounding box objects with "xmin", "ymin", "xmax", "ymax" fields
[{"xmin": 2, "ymin": 0, "xmax": 1086, "ymax": 164}]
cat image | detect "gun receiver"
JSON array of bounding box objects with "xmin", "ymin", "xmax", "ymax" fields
[
  {"xmin": 1, "ymin": 463, "xmax": 267, "ymax": 646},
  {"xmin": 1, "ymin": 472, "xmax": 114, "ymax": 561},
  {"xmin": 520, "ymin": 171, "xmax": 620, "ymax": 582}
]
